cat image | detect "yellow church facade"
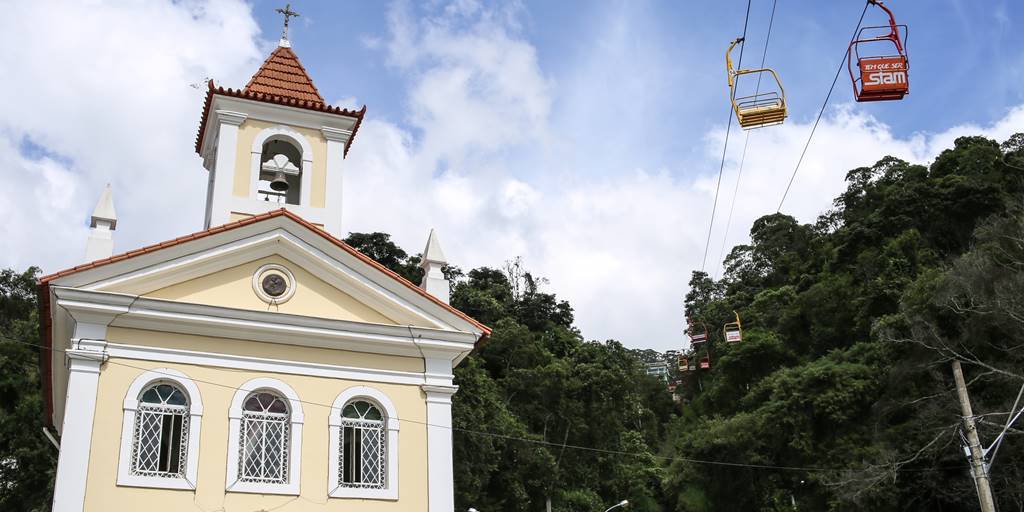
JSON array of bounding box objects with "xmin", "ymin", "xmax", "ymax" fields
[{"xmin": 39, "ymin": 30, "xmax": 487, "ymax": 512}]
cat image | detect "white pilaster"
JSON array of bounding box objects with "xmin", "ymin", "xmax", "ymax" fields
[
  {"xmin": 321, "ymin": 126, "xmax": 351, "ymax": 237},
  {"xmin": 206, "ymin": 110, "xmax": 248, "ymax": 228},
  {"xmin": 51, "ymin": 338, "xmax": 107, "ymax": 512},
  {"xmin": 422, "ymin": 383, "xmax": 458, "ymax": 512}
]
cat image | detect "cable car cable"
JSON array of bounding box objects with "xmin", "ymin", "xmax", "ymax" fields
[
  {"xmin": 714, "ymin": 0, "xmax": 777, "ymax": 279},
  {"xmin": 776, "ymin": 1, "xmax": 870, "ymax": 213},
  {"xmin": 701, "ymin": 0, "xmax": 753, "ymax": 273}
]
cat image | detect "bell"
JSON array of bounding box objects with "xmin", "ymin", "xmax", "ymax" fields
[{"xmin": 269, "ymin": 170, "xmax": 289, "ymax": 192}]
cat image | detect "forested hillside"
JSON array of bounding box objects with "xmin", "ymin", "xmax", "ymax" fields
[
  {"xmin": 670, "ymin": 134, "xmax": 1024, "ymax": 511},
  {"xmin": 1, "ymin": 133, "xmax": 1022, "ymax": 511}
]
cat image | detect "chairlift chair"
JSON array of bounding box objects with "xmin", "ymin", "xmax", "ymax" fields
[
  {"xmin": 700, "ymin": 354, "xmax": 711, "ymax": 370},
  {"xmin": 727, "ymin": 37, "xmax": 788, "ymax": 129},
  {"xmin": 724, "ymin": 311, "xmax": 743, "ymax": 343},
  {"xmin": 678, "ymin": 355, "xmax": 689, "ymax": 372},
  {"xmin": 687, "ymin": 317, "xmax": 709, "ymax": 345},
  {"xmin": 847, "ymin": 0, "xmax": 909, "ymax": 102}
]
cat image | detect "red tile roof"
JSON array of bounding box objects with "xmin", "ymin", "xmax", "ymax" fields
[
  {"xmin": 244, "ymin": 46, "xmax": 325, "ymax": 105},
  {"xmin": 193, "ymin": 46, "xmax": 365, "ymax": 158},
  {"xmin": 39, "ymin": 208, "xmax": 490, "ymax": 337}
]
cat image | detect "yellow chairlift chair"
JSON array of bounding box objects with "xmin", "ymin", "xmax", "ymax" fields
[
  {"xmin": 727, "ymin": 38, "xmax": 787, "ymax": 129},
  {"xmin": 724, "ymin": 311, "xmax": 743, "ymax": 343}
]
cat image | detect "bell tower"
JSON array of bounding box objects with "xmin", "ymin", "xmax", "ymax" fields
[{"xmin": 194, "ymin": 15, "xmax": 364, "ymax": 236}]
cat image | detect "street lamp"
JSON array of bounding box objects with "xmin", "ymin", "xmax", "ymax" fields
[{"xmin": 604, "ymin": 500, "xmax": 629, "ymax": 512}]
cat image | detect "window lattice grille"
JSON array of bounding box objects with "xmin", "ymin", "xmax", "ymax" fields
[
  {"xmin": 238, "ymin": 392, "xmax": 291, "ymax": 484},
  {"xmin": 130, "ymin": 385, "xmax": 189, "ymax": 478},
  {"xmin": 339, "ymin": 401, "xmax": 386, "ymax": 489}
]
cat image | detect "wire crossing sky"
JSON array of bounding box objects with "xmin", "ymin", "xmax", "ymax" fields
[{"xmin": 4, "ymin": 1, "xmax": 1024, "ymax": 350}]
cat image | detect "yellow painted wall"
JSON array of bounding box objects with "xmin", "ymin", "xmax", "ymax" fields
[
  {"xmin": 147, "ymin": 255, "xmax": 398, "ymax": 325},
  {"xmin": 84, "ymin": 355, "xmax": 429, "ymax": 512},
  {"xmin": 234, "ymin": 119, "xmax": 329, "ymax": 208},
  {"xmin": 105, "ymin": 327, "xmax": 424, "ymax": 374}
]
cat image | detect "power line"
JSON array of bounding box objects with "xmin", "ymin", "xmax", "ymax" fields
[
  {"xmin": 715, "ymin": 0, "xmax": 778, "ymax": 279},
  {"xmin": 701, "ymin": 0, "xmax": 753, "ymax": 273},
  {"xmin": 2, "ymin": 333, "xmax": 966, "ymax": 475},
  {"xmin": 776, "ymin": 1, "xmax": 870, "ymax": 213}
]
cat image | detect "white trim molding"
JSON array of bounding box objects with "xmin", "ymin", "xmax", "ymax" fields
[
  {"xmin": 328, "ymin": 386, "xmax": 400, "ymax": 500},
  {"xmin": 116, "ymin": 369, "xmax": 204, "ymax": 490},
  {"xmin": 422, "ymin": 384, "xmax": 458, "ymax": 512},
  {"xmin": 51, "ymin": 339, "xmax": 107, "ymax": 512},
  {"xmin": 225, "ymin": 377, "xmax": 304, "ymax": 495}
]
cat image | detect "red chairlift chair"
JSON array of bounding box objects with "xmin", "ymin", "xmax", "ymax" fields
[
  {"xmin": 687, "ymin": 317, "xmax": 709, "ymax": 345},
  {"xmin": 699, "ymin": 354, "xmax": 711, "ymax": 370},
  {"xmin": 847, "ymin": 0, "xmax": 909, "ymax": 102}
]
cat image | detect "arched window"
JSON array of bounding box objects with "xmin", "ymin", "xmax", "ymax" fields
[
  {"xmin": 132, "ymin": 383, "xmax": 189, "ymax": 477},
  {"xmin": 258, "ymin": 138, "xmax": 302, "ymax": 205},
  {"xmin": 329, "ymin": 386, "xmax": 399, "ymax": 499},
  {"xmin": 226, "ymin": 378, "xmax": 303, "ymax": 495},
  {"xmin": 117, "ymin": 369, "xmax": 203, "ymax": 490},
  {"xmin": 239, "ymin": 391, "xmax": 291, "ymax": 484},
  {"xmin": 340, "ymin": 401, "xmax": 385, "ymax": 488}
]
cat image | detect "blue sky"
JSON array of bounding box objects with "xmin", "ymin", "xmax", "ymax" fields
[
  {"xmin": 254, "ymin": 0, "xmax": 1022, "ymax": 173},
  {"xmin": 3, "ymin": 1, "xmax": 1023, "ymax": 350}
]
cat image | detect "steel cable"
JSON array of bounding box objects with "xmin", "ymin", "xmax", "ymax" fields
[
  {"xmin": 776, "ymin": 1, "xmax": 871, "ymax": 213},
  {"xmin": 714, "ymin": 0, "xmax": 778, "ymax": 278},
  {"xmin": 700, "ymin": 0, "xmax": 753, "ymax": 272}
]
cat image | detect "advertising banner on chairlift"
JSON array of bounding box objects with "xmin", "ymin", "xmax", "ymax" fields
[{"xmin": 860, "ymin": 57, "xmax": 908, "ymax": 93}]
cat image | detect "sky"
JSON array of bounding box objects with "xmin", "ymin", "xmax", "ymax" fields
[{"xmin": 2, "ymin": 0, "xmax": 1023, "ymax": 351}]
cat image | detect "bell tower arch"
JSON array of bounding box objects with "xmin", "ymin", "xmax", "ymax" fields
[{"xmin": 195, "ymin": 40, "xmax": 364, "ymax": 237}]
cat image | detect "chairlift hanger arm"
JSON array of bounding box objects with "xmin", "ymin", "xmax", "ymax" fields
[
  {"xmin": 867, "ymin": 0, "xmax": 903, "ymax": 52},
  {"xmin": 726, "ymin": 37, "xmax": 745, "ymax": 87}
]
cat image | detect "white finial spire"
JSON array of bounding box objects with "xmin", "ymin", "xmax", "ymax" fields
[
  {"xmin": 85, "ymin": 184, "xmax": 117, "ymax": 261},
  {"xmin": 419, "ymin": 228, "xmax": 450, "ymax": 303}
]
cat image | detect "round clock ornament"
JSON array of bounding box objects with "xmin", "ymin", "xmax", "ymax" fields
[{"xmin": 252, "ymin": 264, "xmax": 296, "ymax": 304}]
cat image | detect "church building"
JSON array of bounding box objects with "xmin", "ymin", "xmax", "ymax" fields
[{"xmin": 38, "ymin": 14, "xmax": 488, "ymax": 512}]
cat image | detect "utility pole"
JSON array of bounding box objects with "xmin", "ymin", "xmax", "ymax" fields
[{"xmin": 952, "ymin": 360, "xmax": 997, "ymax": 512}]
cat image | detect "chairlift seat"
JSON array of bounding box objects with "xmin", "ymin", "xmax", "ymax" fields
[
  {"xmin": 847, "ymin": 2, "xmax": 909, "ymax": 103},
  {"xmin": 727, "ymin": 37, "xmax": 788, "ymax": 130}
]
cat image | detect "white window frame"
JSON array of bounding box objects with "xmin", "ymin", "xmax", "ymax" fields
[
  {"xmin": 328, "ymin": 386, "xmax": 399, "ymax": 500},
  {"xmin": 117, "ymin": 368, "xmax": 203, "ymax": 490},
  {"xmin": 225, "ymin": 377, "xmax": 304, "ymax": 495}
]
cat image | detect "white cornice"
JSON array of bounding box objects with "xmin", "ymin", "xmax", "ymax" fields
[
  {"xmin": 107, "ymin": 342, "xmax": 436, "ymax": 385},
  {"xmin": 53, "ymin": 287, "xmax": 475, "ymax": 360},
  {"xmin": 215, "ymin": 110, "xmax": 248, "ymax": 126},
  {"xmin": 320, "ymin": 126, "xmax": 352, "ymax": 143}
]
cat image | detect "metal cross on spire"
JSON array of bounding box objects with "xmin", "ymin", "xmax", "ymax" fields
[{"xmin": 275, "ymin": 4, "xmax": 300, "ymax": 43}]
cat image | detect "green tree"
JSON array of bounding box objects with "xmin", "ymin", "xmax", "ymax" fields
[{"xmin": 0, "ymin": 267, "xmax": 55, "ymax": 511}]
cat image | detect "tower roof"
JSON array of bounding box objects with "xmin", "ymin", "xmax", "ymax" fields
[
  {"xmin": 243, "ymin": 46, "xmax": 325, "ymax": 105},
  {"xmin": 194, "ymin": 44, "xmax": 366, "ymax": 158},
  {"xmin": 421, "ymin": 228, "xmax": 447, "ymax": 266},
  {"xmin": 90, "ymin": 183, "xmax": 117, "ymax": 229}
]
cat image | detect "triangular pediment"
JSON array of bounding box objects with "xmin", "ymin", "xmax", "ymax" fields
[
  {"xmin": 144, "ymin": 255, "xmax": 397, "ymax": 325},
  {"xmin": 43, "ymin": 211, "xmax": 487, "ymax": 336}
]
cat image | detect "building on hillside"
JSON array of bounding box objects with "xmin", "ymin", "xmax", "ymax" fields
[
  {"xmin": 40, "ymin": 15, "xmax": 489, "ymax": 512},
  {"xmin": 645, "ymin": 361, "xmax": 669, "ymax": 380}
]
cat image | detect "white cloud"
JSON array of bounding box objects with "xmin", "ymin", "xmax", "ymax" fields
[
  {"xmin": 0, "ymin": 0, "xmax": 262, "ymax": 271},
  {"xmin": 346, "ymin": 2, "xmax": 1024, "ymax": 351},
  {"xmin": 3, "ymin": 1, "xmax": 1021, "ymax": 353}
]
